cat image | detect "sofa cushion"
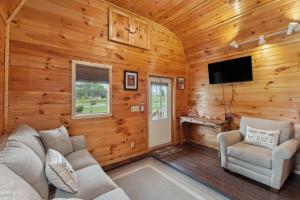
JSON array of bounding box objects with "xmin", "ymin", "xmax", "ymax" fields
[
  {"xmin": 94, "ymin": 188, "xmax": 130, "ymax": 200},
  {"xmin": 0, "ymin": 164, "xmax": 42, "ymax": 200},
  {"xmin": 66, "ymin": 149, "xmax": 98, "ymax": 171},
  {"xmin": 54, "ymin": 165, "xmax": 117, "ymax": 200},
  {"xmin": 8, "ymin": 125, "xmax": 46, "ymax": 162},
  {"xmin": 239, "ymin": 116, "xmax": 291, "ymax": 144},
  {"xmin": 0, "ymin": 141, "xmax": 49, "ymax": 199},
  {"xmin": 45, "ymin": 149, "xmax": 78, "ymax": 193},
  {"xmin": 227, "ymin": 142, "xmax": 272, "ymax": 169},
  {"xmin": 40, "ymin": 126, "xmax": 74, "ymax": 156}
]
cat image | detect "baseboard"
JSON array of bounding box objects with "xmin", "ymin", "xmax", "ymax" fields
[{"xmin": 103, "ymin": 152, "xmax": 150, "ymax": 171}]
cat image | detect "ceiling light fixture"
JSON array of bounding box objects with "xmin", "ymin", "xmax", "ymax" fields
[
  {"xmin": 287, "ymin": 22, "xmax": 298, "ymax": 35},
  {"xmin": 230, "ymin": 22, "xmax": 299, "ymax": 48},
  {"xmin": 258, "ymin": 35, "xmax": 266, "ymax": 46},
  {"xmin": 230, "ymin": 40, "xmax": 239, "ymax": 48}
]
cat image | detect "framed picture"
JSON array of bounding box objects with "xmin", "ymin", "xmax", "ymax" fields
[
  {"xmin": 177, "ymin": 77, "xmax": 185, "ymax": 90},
  {"xmin": 124, "ymin": 71, "xmax": 138, "ymax": 90}
]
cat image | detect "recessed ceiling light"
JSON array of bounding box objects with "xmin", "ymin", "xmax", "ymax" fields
[{"xmin": 230, "ymin": 40, "xmax": 239, "ymax": 48}]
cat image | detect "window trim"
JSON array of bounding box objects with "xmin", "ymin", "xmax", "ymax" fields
[{"xmin": 71, "ymin": 60, "xmax": 112, "ymax": 119}]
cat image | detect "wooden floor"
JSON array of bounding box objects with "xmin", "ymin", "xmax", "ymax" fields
[{"xmin": 155, "ymin": 142, "xmax": 300, "ymax": 200}]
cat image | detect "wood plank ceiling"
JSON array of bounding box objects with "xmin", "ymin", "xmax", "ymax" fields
[{"xmin": 106, "ymin": 0, "xmax": 300, "ymax": 52}]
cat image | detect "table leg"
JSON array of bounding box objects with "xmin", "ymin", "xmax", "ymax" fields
[{"xmin": 180, "ymin": 122, "xmax": 183, "ymax": 144}]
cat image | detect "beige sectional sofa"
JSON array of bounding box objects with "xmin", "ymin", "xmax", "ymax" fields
[{"xmin": 0, "ymin": 125, "xmax": 130, "ymax": 200}]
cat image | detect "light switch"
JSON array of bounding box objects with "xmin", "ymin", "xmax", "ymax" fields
[{"xmin": 131, "ymin": 105, "xmax": 140, "ymax": 112}]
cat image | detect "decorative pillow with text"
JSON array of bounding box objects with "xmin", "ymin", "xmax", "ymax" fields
[{"xmin": 244, "ymin": 126, "xmax": 280, "ymax": 150}]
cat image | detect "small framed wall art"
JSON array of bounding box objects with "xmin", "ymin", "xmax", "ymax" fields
[
  {"xmin": 177, "ymin": 77, "xmax": 185, "ymax": 90},
  {"xmin": 124, "ymin": 71, "xmax": 138, "ymax": 90}
]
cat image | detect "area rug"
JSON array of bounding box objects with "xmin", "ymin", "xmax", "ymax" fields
[
  {"xmin": 150, "ymin": 146, "xmax": 183, "ymax": 158},
  {"xmin": 112, "ymin": 164, "xmax": 212, "ymax": 200}
]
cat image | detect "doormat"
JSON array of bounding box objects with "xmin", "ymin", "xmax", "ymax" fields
[{"xmin": 151, "ymin": 146, "xmax": 183, "ymax": 158}]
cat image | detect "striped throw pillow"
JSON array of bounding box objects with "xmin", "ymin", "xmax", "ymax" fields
[{"xmin": 45, "ymin": 149, "xmax": 78, "ymax": 193}]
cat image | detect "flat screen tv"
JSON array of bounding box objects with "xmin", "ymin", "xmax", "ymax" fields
[{"xmin": 208, "ymin": 56, "xmax": 253, "ymax": 84}]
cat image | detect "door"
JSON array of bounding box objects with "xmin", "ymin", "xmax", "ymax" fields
[
  {"xmin": 109, "ymin": 8, "xmax": 131, "ymax": 44},
  {"xmin": 131, "ymin": 17, "xmax": 150, "ymax": 49},
  {"xmin": 148, "ymin": 77, "xmax": 172, "ymax": 148}
]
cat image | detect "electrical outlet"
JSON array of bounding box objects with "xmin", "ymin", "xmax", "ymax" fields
[{"xmin": 130, "ymin": 141, "xmax": 135, "ymax": 149}]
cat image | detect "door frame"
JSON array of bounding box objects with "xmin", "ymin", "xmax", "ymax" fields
[{"xmin": 147, "ymin": 73, "xmax": 177, "ymax": 151}]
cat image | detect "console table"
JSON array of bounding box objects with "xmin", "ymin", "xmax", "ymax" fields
[{"xmin": 179, "ymin": 117, "xmax": 231, "ymax": 148}]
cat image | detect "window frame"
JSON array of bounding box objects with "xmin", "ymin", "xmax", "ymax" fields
[{"xmin": 71, "ymin": 60, "xmax": 112, "ymax": 119}]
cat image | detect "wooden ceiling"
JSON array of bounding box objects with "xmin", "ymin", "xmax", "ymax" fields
[
  {"xmin": 106, "ymin": 0, "xmax": 300, "ymax": 58},
  {"xmin": 106, "ymin": 0, "xmax": 274, "ymax": 39}
]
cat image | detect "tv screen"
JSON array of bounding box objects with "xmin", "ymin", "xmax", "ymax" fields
[{"xmin": 208, "ymin": 56, "xmax": 253, "ymax": 84}]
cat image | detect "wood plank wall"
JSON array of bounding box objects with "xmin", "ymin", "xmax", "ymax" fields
[
  {"xmin": 8, "ymin": 0, "xmax": 187, "ymax": 166},
  {"xmin": 0, "ymin": 0, "xmax": 22, "ymax": 21},
  {"xmin": 0, "ymin": 15, "xmax": 4, "ymax": 136},
  {"xmin": 185, "ymin": 0, "xmax": 300, "ymax": 168}
]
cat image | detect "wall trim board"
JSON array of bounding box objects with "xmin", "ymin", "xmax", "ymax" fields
[{"xmin": 3, "ymin": 0, "xmax": 27, "ymax": 134}]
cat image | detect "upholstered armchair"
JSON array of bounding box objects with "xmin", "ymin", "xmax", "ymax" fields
[{"xmin": 217, "ymin": 116, "xmax": 300, "ymax": 190}]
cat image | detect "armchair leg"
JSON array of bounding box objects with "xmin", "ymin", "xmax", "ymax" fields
[{"xmin": 270, "ymin": 188, "xmax": 280, "ymax": 193}]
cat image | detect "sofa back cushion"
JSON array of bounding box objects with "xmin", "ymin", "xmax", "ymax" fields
[
  {"xmin": 0, "ymin": 141, "xmax": 49, "ymax": 199},
  {"xmin": 40, "ymin": 126, "xmax": 74, "ymax": 156},
  {"xmin": 8, "ymin": 125, "xmax": 46, "ymax": 162},
  {"xmin": 239, "ymin": 116, "xmax": 292, "ymax": 144},
  {"xmin": 0, "ymin": 164, "xmax": 42, "ymax": 200}
]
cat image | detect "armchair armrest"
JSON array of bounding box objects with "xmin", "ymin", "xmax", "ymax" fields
[
  {"xmin": 70, "ymin": 135, "xmax": 86, "ymax": 151},
  {"xmin": 217, "ymin": 130, "xmax": 242, "ymax": 167},
  {"xmin": 272, "ymin": 138, "xmax": 299, "ymax": 161},
  {"xmin": 217, "ymin": 130, "xmax": 242, "ymax": 147}
]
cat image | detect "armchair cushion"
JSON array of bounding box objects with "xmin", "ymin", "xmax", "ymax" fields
[
  {"xmin": 272, "ymin": 138, "xmax": 300, "ymax": 161},
  {"xmin": 227, "ymin": 142, "xmax": 272, "ymax": 169},
  {"xmin": 239, "ymin": 116, "xmax": 292, "ymax": 144}
]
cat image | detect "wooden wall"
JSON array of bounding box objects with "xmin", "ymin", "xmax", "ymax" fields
[
  {"xmin": 0, "ymin": 14, "xmax": 4, "ymax": 136},
  {"xmin": 8, "ymin": 0, "xmax": 187, "ymax": 165},
  {"xmin": 0, "ymin": 0, "xmax": 22, "ymax": 21},
  {"xmin": 186, "ymin": 0, "xmax": 300, "ymax": 124},
  {"xmin": 185, "ymin": 0, "xmax": 300, "ymax": 163}
]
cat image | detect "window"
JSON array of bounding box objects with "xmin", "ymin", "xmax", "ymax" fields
[
  {"xmin": 151, "ymin": 83, "xmax": 168, "ymax": 120},
  {"xmin": 72, "ymin": 60, "xmax": 112, "ymax": 119}
]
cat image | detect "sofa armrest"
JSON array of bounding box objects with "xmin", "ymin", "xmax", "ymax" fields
[
  {"xmin": 70, "ymin": 135, "xmax": 86, "ymax": 151},
  {"xmin": 272, "ymin": 138, "xmax": 299, "ymax": 161},
  {"xmin": 217, "ymin": 130, "xmax": 242, "ymax": 167}
]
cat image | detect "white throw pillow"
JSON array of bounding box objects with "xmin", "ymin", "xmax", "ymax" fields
[
  {"xmin": 45, "ymin": 149, "xmax": 78, "ymax": 193},
  {"xmin": 244, "ymin": 126, "xmax": 280, "ymax": 150}
]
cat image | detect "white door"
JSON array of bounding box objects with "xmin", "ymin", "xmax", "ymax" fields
[{"xmin": 148, "ymin": 77, "xmax": 172, "ymax": 148}]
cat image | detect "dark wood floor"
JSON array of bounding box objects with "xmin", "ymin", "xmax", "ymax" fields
[{"xmin": 155, "ymin": 142, "xmax": 300, "ymax": 200}]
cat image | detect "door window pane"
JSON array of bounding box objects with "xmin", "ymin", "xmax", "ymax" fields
[{"xmin": 151, "ymin": 83, "xmax": 168, "ymax": 120}]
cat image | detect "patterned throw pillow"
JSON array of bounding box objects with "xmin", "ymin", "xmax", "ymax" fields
[
  {"xmin": 45, "ymin": 149, "xmax": 78, "ymax": 193},
  {"xmin": 244, "ymin": 126, "xmax": 280, "ymax": 150}
]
